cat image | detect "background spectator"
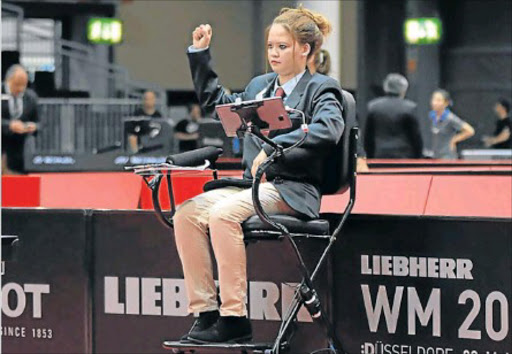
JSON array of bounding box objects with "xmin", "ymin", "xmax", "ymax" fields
[
  {"xmin": 128, "ymin": 90, "xmax": 162, "ymax": 153},
  {"xmin": 364, "ymin": 73, "xmax": 423, "ymax": 159},
  {"xmin": 1, "ymin": 64, "xmax": 39, "ymax": 174},
  {"xmin": 174, "ymin": 103, "xmax": 202, "ymax": 152},
  {"xmin": 308, "ymin": 48, "xmax": 331, "ymax": 76},
  {"xmin": 482, "ymin": 98, "xmax": 511, "ymax": 149},
  {"xmin": 429, "ymin": 89, "xmax": 475, "ymax": 159},
  {"xmin": 133, "ymin": 90, "xmax": 162, "ymax": 118}
]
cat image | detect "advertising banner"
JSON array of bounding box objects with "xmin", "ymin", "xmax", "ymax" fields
[
  {"xmin": 334, "ymin": 215, "xmax": 512, "ymax": 354},
  {"xmin": 1, "ymin": 209, "xmax": 92, "ymax": 354},
  {"xmin": 3, "ymin": 208, "xmax": 509, "ymax": 354},
  {"xmin": 92, "ymin": 210, "xmax": 330, "ymax": 353}
]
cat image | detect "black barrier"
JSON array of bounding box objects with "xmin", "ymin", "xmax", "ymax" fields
[
  {"xmin": 91, "ymin": 210, "xmax": 330, "ymax": 353},
  {"xmin": 333, "ymin": 215, "xmax": 512, "ymax": 354},
  {"xmin": 2, "ymin": 209, "xmax": 510, "ymax": 354},
  {"xmin": 24, "ymin": 153, "xmax": 240, "ymax": 172},
  {"xmin": 24, "ymin": 151, "xmax": 169, "ymax": 172},
  {"xmin": 1, "ymin": 209, "xmax": 92, "ymax": 354}
]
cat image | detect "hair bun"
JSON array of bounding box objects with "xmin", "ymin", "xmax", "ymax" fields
[
  {"xmin": 279, "ymin": 7, "xmax": 292, "ymax": 15},
  {"xmin": 278, "ymin": 5, "xmax": 332, "ymax": 37},
  {"xmin": 297, "ymin": 4, "xmax": 332, "ymax": 37},
  {"xmin": 273, "ymin": 5, "xmax": 333, "ymax": 61}
]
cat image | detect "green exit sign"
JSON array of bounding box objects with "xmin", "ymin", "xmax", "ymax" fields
[
  {"xmin": 404, "ymin": 18, "xmax": 442, "ymax": 45},
  {"xmin": 88, "ymin": 18, "xmax": 123, "ymax": 44}
]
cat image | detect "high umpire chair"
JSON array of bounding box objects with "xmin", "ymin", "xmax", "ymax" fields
[{"xmin": 130, "ymin": 90, "xmax": 358, "ymax": 354}]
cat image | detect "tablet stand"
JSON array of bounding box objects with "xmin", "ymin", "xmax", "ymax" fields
[{"xmin": 229, "ymin": 101, "xmax": 285, "ymax": 157}]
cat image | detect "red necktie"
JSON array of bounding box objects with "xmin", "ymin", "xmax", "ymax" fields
[{"xmin": 275, "ymin": 86, "xmax": 286, "ymax": 100}]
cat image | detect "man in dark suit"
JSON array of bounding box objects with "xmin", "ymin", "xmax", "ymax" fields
[
  {"xmin": 364, "ymin": 73, "xmax": 423, "ymax": 158},
  {"xmin": 2, "ymin": 65, "xmax": 39, "ymax": 174}
]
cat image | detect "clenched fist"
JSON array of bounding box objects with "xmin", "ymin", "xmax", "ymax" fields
[{"xmin": 192, "ymin": 24, "xmax": 212, "ymax": 49}]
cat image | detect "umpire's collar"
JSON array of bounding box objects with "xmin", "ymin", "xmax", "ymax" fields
[
  {"xmin": 257, "ymin": 69, "xmax": 311, "ymax": 110},
  {"xmin": 273, "ymin": 70, "xmax": 306, "ymax": 98}
]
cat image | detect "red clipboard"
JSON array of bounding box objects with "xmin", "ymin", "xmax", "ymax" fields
[{"xmin": 215, "ymin": 97, "xmax": 292, "ymax": 137}]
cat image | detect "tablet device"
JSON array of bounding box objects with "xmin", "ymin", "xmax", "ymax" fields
[{"xmin": 215, "ymin": 97, "xmax": 291, "ymax": 137}]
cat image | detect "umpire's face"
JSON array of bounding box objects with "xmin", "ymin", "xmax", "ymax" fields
[{"xmin": 267, "ymin": 24, "xmax": 308, "ymax": 79}]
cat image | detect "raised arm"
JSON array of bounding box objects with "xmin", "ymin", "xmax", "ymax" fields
[{"xmin": 187, "ymin": 24, "xmax": 247, "ymax": 116}]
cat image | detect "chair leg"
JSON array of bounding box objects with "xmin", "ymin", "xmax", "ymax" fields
[
  {"xmin": 271, "ymin": 276, "xmax": 345, "ymax": 354},
  {"xmin": 252, "ymin": 128, "xmax": 359, "ymax": 353},
  {"xmin": 269, "ymin": 198, "xmax": 356, "ymax": 353},
  {"xmin": 299, "ymin": 284, "xmax": 343, "ymax": 350},
  {"xmin": 270, "ymin": 232, "xmax": 346, "ymax": 354}
]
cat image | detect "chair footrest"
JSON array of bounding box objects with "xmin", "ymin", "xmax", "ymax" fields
[{"xmin": 162, "ymin": 341, "xmax": 281, "ymax": 353}]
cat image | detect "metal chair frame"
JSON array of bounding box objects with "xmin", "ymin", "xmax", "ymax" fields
[{"xmin": 130, "ymin": 125, "xmax": 358, "ymax": 354}]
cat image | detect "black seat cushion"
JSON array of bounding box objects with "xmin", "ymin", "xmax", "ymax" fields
[{"xmin": 242, "ymin": 214, "xmax": 329, "ymax": 237}]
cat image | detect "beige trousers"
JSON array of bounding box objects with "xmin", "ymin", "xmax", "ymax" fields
[{"xmin": 173, "ymin": 183, "xmax": 296, "ymax": 317}]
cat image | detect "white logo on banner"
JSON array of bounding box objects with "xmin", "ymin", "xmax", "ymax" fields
[
  {"xmin": 1, "ymin": 283, "xmax": 50, "ymax": 318},
  {"xmin": 359, "ymin": 254, "xmax": 510, "ymax": 350},
  {"xmin": 103, "ymin": 276, "xmax": 312, "ymax": 322},
  {"xmin": 361, "ymin": 255, "xmax": 474, "ymax": 279}
]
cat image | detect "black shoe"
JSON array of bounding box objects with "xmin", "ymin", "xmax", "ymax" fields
[
  {"xmin": 180, "ymin": 310, "xmax": 220, "ymax": 342},
  {"xmin": 188, "ymin": 316, "xmax": 252, "ymax": 343}
]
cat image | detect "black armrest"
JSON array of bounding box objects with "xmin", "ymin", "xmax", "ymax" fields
[{"xmin": 166, "ymin": 146, "xmax": 223, "ymax": 167}]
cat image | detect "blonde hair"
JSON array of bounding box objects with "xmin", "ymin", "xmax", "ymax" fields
[{"xmin": 271, "ymin": 5, "xmax": 332, "ymax": 60}]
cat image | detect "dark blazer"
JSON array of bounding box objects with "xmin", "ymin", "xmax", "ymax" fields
[
  {"xmin": 364, "ymin": 95, "xmax": 423, "ymax": 158},
  {"xmin": 2, "ymin": 86, "xmax": 39, "ymax": 172},
  {"xmin": 188, "ymin": 49, "xmax": 345, "ymax": 218}
]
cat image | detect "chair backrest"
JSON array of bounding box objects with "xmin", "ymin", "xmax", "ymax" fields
[{"xmin": 320, "ymin": 90, "xmax": 357, "ymax": 195}]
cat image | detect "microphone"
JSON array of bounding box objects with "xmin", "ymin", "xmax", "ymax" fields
[{"xmin": 166, "ymin": 146, "xmax": 223, "ymax": 167}]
